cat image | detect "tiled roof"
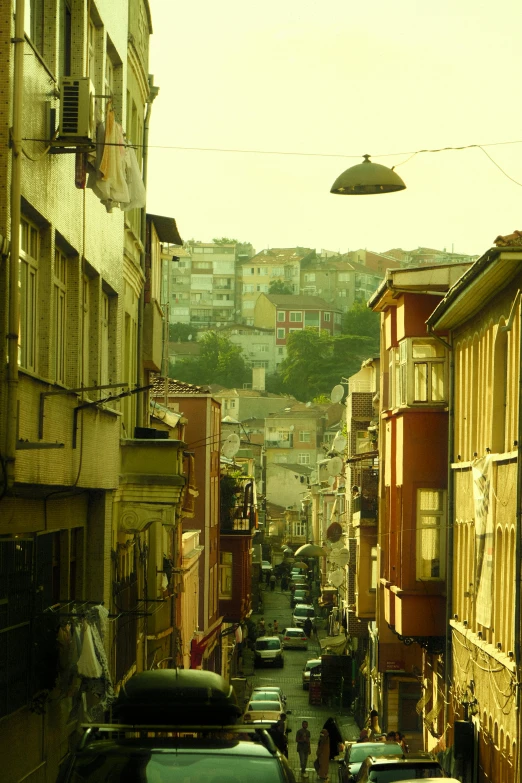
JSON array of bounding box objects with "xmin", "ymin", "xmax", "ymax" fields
[
  {"xmin": 265, "ymin": 294, "xmax": 337, "ymax": 309},
  {"xmin": 241, "ymin": 247, "xmax": 315, "ymax": 265},
  {"xmin": 494, "ymin": 230, "xmax": 522, "ymax": 247},
  {"xmin": 151, "ymin": 374, "xmax": 211, "ymax": 395}
]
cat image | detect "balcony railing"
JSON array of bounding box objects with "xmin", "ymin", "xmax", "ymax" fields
[
  {"xmin": 352, "ymin": 493, "xmax": 377, "ymax": 521},
  {"xmin": 265, "ymin": 438, "xmax": 293, "ymax": 448}
]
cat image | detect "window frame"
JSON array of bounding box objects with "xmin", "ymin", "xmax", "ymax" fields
[
  {"xmin": 289, "ymin": 311, "xmax": 303, "ymax": 322},
  {"xmin": 53, "ymin": 247, "xmax": 68, "ymax": 384},
  {"xmin": 19, "ymin": 217, "xmax": 39, "ymax": 372},
  {"xmin": 395, "ymin": 338, "xmax": 448, "ymax": 407},
  {"xmin": 297, "ymin": 453, "xmax": 311, "ymax": 465},
  {"xmin": 277, "ymin": 328, "xmax": 285, "ymax": 339},
  {"xmin": 219, "ymin": 551, "xmax": 233, "ymax": 598},
  {"xmin": 299, "ymin": 431, "xmax": 311, "ymax": 443},
  {"xmin": 416, "ymin": 488, "xmax": 446, "ymax": 581}
]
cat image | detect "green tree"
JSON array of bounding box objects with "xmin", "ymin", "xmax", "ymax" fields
[
  {"xmin": 212, "ymin": 237, "xmax": 238, "ymax": 245},
  {"xmin": 169, "ymin": 322, "xmax": 196, "ymax": 342},
  {"xmin": 280, "ymin": 328, "xmax": 376, "ymax": 401},
  {"xmin": 342, "ymin": 301, "xmax": 380, "ymax": 345},
  {"xmin": 269, "ymin": 279, "xmax": 294, "ymax": 295},
  {"xmin": 173, "ymin": 332, "xmax": 249, "ymax": 388}
]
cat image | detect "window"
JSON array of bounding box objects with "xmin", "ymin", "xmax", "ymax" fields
[
  {"xmin": 324, "ymin": 312, "xmax": 331, "ymax": 322},
  {"xmin": 81, "ymin": 275, "xmax": 92, "ymax": 387},
  {"xmin": 53, "ymin": 248, "xmax": 67, "ymax": 384},
  {"xmin": 417, "ymin": 489, "xmax": 446, "ymax": 580},
  {"xmin": 290, "ymin": 311, "xmax": 303, "ymax": 322},
  {"xmin": 370, "ymin": 546, "xmax": 378, "ymax": 591},
  {"xmin": 19, "ymin": 218, "xmax": 39, "ymax": 371},
  {"xmin": 219, "ymin": 552, "xmax": 233, "ymax": 598},
  {"xmin": 277, "ymin": 311, "xmax": 285, "ymax": 322},
  {"xmin": 277, "ymin": 328, "xmax": 285, "ymax": 339},
  {"xmin": 298, "ymin": 453, "xmax": 311, "ymax": 465},
  {"xmin": 398, "ymin": 338, "xmax": 447, "ymax": 405},
  {"xmin": 293, "ymin": 519, "xmax": 307, "ymax": 537},
  {"xmin": 299, "ymin": 431, "xmax": 311, "ymax": 443},
  {"xmin": 304, "ymin": 273, "xmax": 316, "ymax": 283},
  {"xmin": 229, "ymin": 399, "xmax": 236, "ymax": 409},
  {"xmin": 100, "ymin": 292, "xmax": 109, "ymax": 385},
  {"xmin": 25, "ymin": 0, "xmax": 45, "ymax": 54},
  {"xmin": 338, "ymin": 273, "xmax": 349, "ymax": 282},
  {"xmin": 243, "ymin": 301, "xmax": 254, "ymax": 310},
  {"xmin": 278, "ymin": 347, "xmax": 285, "ymax": 355}
]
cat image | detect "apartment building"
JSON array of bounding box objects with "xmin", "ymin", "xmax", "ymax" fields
[
  {"xmin": 217, "ymin": 322, "xmax": 277, "ymax": 373},
  {"xmin": 368, "ymin": 263, "xmax": 471, "ymax": 756},
  {"xmin": 426, "ymin": 242, "xmax": 522, "ymax": 783},
  {"xmin": 239, "ymin": 247, "xmax": 316, "ymax": 323},
  {"xmin": 254, "ymin": 293, "xmax": 342, "ymax": 366},
  {"xmin": 300, "ymin": 256, "xmax": 385, "ymax": 313},
  {"xmin": 0, "ymin": 5, "xmax": 189, "ymax": 782},
  {"xmin": 162, "ymin": 241, "xmax": 243, "ymax": 329}
]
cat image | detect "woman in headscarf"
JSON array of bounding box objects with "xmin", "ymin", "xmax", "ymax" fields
[
  {"xmin": 314, "ymin": 728, "xmax": 330, "ymax": 780},
  {"xmin": 323, "ymin": 717, "xmax": 343, "ymax": 759}
]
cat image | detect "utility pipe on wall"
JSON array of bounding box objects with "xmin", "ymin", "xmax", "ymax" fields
[{"xmin": 5, "ymin": 0, "xmax": 25, "ymax": 487}]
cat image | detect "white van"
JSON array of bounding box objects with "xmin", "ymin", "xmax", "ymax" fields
[{"xmin": 254, "ymin": 636, "xmax": 284, "ymax": 667}]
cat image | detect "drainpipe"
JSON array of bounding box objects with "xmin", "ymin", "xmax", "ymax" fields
[
  {"xmin": 137, "ymin": 76, "xmax": 159, "ymax": 428},
  {"xmin": 5, "ymin": 0, "xmax": 25, "ymax": 488}
]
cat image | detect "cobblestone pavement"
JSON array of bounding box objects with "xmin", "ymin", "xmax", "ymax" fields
[{"xmin": 248, "ymin": 585, "xmax": 360, "ymax": 783}]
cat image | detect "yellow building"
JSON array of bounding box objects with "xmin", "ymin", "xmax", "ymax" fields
[{"xmin": 428, "ymin": 243, "xmax": 522, "ymax": 783}]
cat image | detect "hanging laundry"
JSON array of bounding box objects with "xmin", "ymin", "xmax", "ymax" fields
[
  {"xmin": 77, "ymin": 621, "xmax": 103, "ymax": 679},
  {"xmin": 86, "ymin": 105, "xmax": 129, "ymax": 212},
  {"xmin": 122, "ymin": 146, "xmax": 146, "ymax": 211}
]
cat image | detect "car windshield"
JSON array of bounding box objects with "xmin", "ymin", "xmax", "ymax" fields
[
  {"xmin": 256, "ymin": 639, "xmax": 281, "ymax": 650},
  {"xmin": 250, "ymin": 692, "xmax": 281, "ymax": 702},
  {"xmin": 69, "ymin": 750, "xmax": 283, "ymax": 783},
  {"xmin": 368, "ymin": 764, "xmax": 443, "ymax": 781},
  {"xmin": 248, "ymin": 701, "xmax": 281, "ymax": 711},
  {"xmin": 294, "ymin": 607, "xmax": 314, "ymax": 617},
  {"xmin": 348, "ymin": 743, "xmax": 402, "ymax": 763},
  {"xmin": 305, "ymin": 661, "xmax": 321, "ymax": 671},
  {"xmin": 286, "ymin": 630, "xmax": 304, "ymax": 637}
]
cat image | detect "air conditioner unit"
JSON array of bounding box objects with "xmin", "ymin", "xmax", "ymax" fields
[{"xmin": 59, "ymin": 77, "xmax": 95, "ymax": 140}]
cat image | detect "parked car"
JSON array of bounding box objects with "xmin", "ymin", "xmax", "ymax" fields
[
  {"xmin": 356, "ymin": 752, "xmax": 444, "ymax": 782},
  {"xmin": 249, "ymin": 690, "xmax": 285, "ymax": 711},
  {"xmin": 56, "ymin": 669, "xmax": 297, "ymax": 783},
  {"xmin": 302, "ymin": 658, "xmax": 321, "ymax": 690},
  {"xmin": 244, "ymin": 700, "xmax": 289, "ymax": 733},
  {"xmin": 282, "ymin": 627, "xmax": 308, "ymax": 649},
  {"xmin": 292, "ymin": 603, "xmax": 315, "ymax": 627},
  {"xmin": 291, "ymin": 588, "xmax": 311, "ymax": 607},
  {"xmin": 252, "ymin": 686, "xmax": 287, "ymax": 706},
  {"xmin": 337, "ymin": 742, "xmax": 403, "ymax": 782},
  {"xmin": 254, "ymin": 636, "xmax": 284, "ymax": 667}
]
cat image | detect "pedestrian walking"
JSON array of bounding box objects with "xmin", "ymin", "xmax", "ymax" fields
[
  {"xmin": 258, "ymin": 617, "xmax": 265, "ymax": 635},
  {"xmin": 314, "ymin": 729, "xmax": 330, "ymax": 781},
  {"xmin": 265, "ymin": 570, "xmax": 271, "ymax": 586},
  {"xmin": 281, "ymin": 574, "xmax": 289, "ymax": 591},
  {"xmin": 303, "ymin": 617, "xmax": 312, "ymax": 638},
  {"xmin": 296, "ymin": 720, "xmax": 311, "ymax": 777},
  {"xmin": 269, "ymin": 573, "xmax": 276, "ymax": 591},
  {"xmin": 323, "ymin": 717, "xmax": 343, "ymax": 759},
  {"xmin": 273, "ymin": 619, "xmax": 279, "ymax": 634},
  {"xmin": 269, "ymin": 719, "xmax": 288, "ymax": 758}
]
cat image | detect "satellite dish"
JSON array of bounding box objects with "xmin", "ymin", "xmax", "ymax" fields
[
  {"xmin": 221, "ymin": 433, "xmax": 240, "ymax": 458},
  {"xmin": 327, "ymin": 456, "xmax": 344, "ymax": 476},
  {"xmin": 330, "ymin": 547, "xmax": 349, "ymax": 567},
  {"xmin": 329, "ymin": 570, "xmax": 344, "ymax": 587},
  {"xmin": 332, "ymin": 434, "xmax": 347, "ymax": 452},
  {"xmin": 330, "ymin": 384, "xmax": 344, "ymax": 404}
]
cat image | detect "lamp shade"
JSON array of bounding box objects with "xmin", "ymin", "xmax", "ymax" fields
[
  {"xmin": 331, "ymin": 154, "xmax": 406, "ymax": 195},
  {"xmin": 295, "ymin": 543, "xmax": 327, "ymax": 558}
]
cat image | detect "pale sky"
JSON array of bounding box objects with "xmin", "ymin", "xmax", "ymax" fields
[{"xmin": 147, "ymin": 0, "xmax": 522, "ymax": 257}]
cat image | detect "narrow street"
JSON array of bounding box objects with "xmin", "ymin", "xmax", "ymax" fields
[{"xmin": 249, "ymin": 584, "xmax": 359, "ymax": 781}]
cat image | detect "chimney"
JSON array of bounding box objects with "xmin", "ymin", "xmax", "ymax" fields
[{"xmin": 252, "ymin": 367, "xmax": 266, "ymax": 391}]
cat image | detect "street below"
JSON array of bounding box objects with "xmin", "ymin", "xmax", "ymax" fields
[{"xmin": 248, "ymin": 584, "xmax": 359, "ymax": 780}]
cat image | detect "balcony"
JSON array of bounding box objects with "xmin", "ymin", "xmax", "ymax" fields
[
  {"xmin": 266, "ymin": 438, "xmax": 293, "ymax": 448},
  {"xmin": 117, "ymin": 439, "xmax": 186, "ymax": 531},
  {"xmin": 212, "ymin": 299, "xmax": 234, "ymax": 307},
  {"xmin": 220, "ymin": 477, "xmax": 256, "ymax": 534},
  {"xmin": 352, "ymin": 493, "xmax": 377, "ymax": 522}
]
